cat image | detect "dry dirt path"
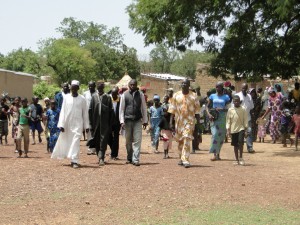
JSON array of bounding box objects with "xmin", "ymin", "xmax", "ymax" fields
[{"xmin": 0, "ymin": 130, "xmax": 299, "ymax": 224}]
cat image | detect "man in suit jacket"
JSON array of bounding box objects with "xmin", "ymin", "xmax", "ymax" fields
[
  {"xmin": 88, "ymin": 81, "xmax": 113, "ymax": 166},
  {"xmin": 108, "ymin": 87, "xmax": 121, "ymax": 160}
]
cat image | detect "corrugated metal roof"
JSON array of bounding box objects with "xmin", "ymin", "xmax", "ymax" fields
[
  {"xmin": 0, "ymin": 68, "xmax": 36, "ymax": 78},
  {"xmin": 141, "ymin": 73, "xmax": 186, "ymax": 80}
]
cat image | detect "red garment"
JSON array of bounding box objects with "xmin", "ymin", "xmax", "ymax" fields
[{"xmin": 292, "ymin": 114, "xmax": 300, "ymax": 135}]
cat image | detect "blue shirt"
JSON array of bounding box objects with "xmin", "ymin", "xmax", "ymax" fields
[
  {"xmin": 209, "ymin": 94, "xmax": 230, "ymax": 109},
  {"xmin": 149, "ymin": 106, "xmax": 163, "ymax": 119}
]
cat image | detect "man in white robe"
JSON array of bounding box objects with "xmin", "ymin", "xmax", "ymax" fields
[{"xmin": 51, "ymin": 80, "xmax": 89, "ymax": 168}]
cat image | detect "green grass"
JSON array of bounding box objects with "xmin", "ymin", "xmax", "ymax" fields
[{"xmin": 138, "ymin": 205, "xmax": 300, "ymax": 225}]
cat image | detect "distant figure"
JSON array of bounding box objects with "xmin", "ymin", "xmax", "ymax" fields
[
  {"xmin": 10, "ymin": 97, "xmax": 21, "ymax": 152},
  {"xmin": 292, "ymin": 105, "xmax": 300, "ymax": 151},
  {"xmin": 83, "ymin": 81, "xmax": 97, "ymax": 155},
  {"xmin": 54, "ymin": 82, "xmax": 70, "ymax": 110},
  {"xmin": 256, "ymin": 111, "xmax": 267, "ymax": 143},
  {"xmin": 108, "ymin": 87, "xmax": 121, "ymax": 160},
  {"xmin": 159, "ymin": 100, "xmax": 173, "ymax": 159},
  {"xmin": 0, "ymin": 97, "xmax": 10, "ymax": 145},
  {"xmin": 29, "ymin": 97, "xmax": 44, "ymax": 145},
  {"xmin": 236, "ymin": 83, "xmax": 254, "ymax": 153},
  {"xmin": 51, "ymin": 80, "xmax": 89, "ymax": 169},
  {"xmin": 149, "ymin": 95, "xmax": 163, "ymax": 153},
  {"xmin": 46, "ymin": 100, "xmax": 60, "ymax": 153},
  {"xmin": 17, "ymin": 98, "xmax": 31, "ymax": 158}
]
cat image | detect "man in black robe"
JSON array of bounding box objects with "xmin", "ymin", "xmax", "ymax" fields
[{"xmin": 88, "ymin": 80, "xmax": 113, "ymax": 166}]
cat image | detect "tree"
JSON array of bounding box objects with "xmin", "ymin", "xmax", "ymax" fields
[
  {"xmin": 41, "ymin": 38, "xmax": 96, "ymax": 85},
  {"xmin": 149, "ymin": 44, "xmax": 178, "ymax": 73},
  {"xmin": 127, "ymin": 0, "xmax": 300, "ymax": 80},
  {"xmin": 1, "ymin": 48, "xmax": 42, "ymax": 75},
  {"xmin": 56, "ymin": 17, "xmax": 140, "ymax": 80},
  {"xmin": 170, "ymin": 50, "xmax": 214, "ymax": 79}
]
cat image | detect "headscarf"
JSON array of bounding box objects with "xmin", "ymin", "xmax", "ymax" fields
[{"xmin": 268, "ymin": 87, "xmax": 275, "ymax": 93}]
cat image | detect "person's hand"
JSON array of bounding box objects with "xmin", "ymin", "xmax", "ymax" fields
[
  {"xmin": 142, "ymin": 123, "xmax": 148, "ymax": 130},
  {"xmin": 120, "ymin": 123, "xmax": 124, "ymax": 130},
  {"xmin": 208, "ymin": 113, "xmax": 214, "ymax": 121},
  {"xmin": 244, "ymin": 130, "xmax": 249, "ymax": 138},
  {"xmin": 86, "ymin": 129, "xmax": 89, "ymax": 133},
  {"xmin": 59, "ymin": 127, "xmax": 65, "ymax": 132},
  {"xmin": 169, "ymin": 122, "xmax": 174, "ymax": 130},
  {"xmin": 226, "ymin": 129, "xmax": 231, "ymax": 137}
]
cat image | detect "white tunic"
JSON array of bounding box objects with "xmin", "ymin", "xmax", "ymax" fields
[{"xmin": 51, "ymin": 94, "xmax": 89, "ymax": 162}]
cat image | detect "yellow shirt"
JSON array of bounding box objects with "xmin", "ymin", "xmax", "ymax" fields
[
  {"xmin": 292, "ymin": 89, "xmax": 300, "ymax": 101},
  {"xmin": 226, "ymin": 106, "xmax": 248, "ymax": 134}
]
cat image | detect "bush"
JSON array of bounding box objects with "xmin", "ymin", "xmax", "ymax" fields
[{"xmin": 33, "ymin": 82, "xmax": 61, "ymax": 100}]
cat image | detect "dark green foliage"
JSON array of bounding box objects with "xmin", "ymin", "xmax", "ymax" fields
[{"xmin": 128, "ymin": 0, "xmax": 300, "ymax": 80}]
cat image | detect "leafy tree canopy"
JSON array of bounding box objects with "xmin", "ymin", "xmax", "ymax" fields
[
  {"xmin": 0, "ymin": 48, "xmax": 42, "ymax": 75},
  {"xmin": 128, "ymin": 0, "xmax": 300, "ymax": 80},
  {"xmin": 41, "ymin": 38, "xmax": 97, "ymax": 85}
]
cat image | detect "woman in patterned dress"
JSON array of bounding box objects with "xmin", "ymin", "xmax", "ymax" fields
[
  {"xmin": 262, "ymin": 87, "xmax": 284, "ymax": 143},
  {"xmin": 206, "ymin": 82, "xmax": 231, "ymax": 161}
]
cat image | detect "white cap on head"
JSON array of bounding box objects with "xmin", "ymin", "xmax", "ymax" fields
[
  {"xmin": 71, "ymin": 80, "xmax": 80, "ymax": 86},
  {"xmin": 44, "ymin": 97, "xmax": 50, "ymax": 101}
]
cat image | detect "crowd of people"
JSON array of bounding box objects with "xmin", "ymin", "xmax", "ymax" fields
[{"xmin": 1, "ymin": 79, "xmax": 300, "ymax": 168}]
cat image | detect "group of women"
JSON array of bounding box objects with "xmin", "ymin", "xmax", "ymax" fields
[{"xmin": 205, "ymin": 81, "xmax": 294, "ymax": 160}]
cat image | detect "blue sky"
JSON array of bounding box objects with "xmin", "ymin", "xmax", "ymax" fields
[{"xmin": 0, "ymin": 0, "xmax": 154, "ymax": 58}]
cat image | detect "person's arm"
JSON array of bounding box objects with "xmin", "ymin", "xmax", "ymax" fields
[
  {"xmin": 244, "ymin": 108, "xmax": 248, "ymax": 130},
  {"xmin": 249, "ymin": 95, "xmax": 254, "ymax": 110},
  {"xmin": 262, "ymin": 107, "xmax": 271, "ymax": 119},
  {"xmin": 140, "ymin": 92, "xmax": 148, "ymax": 128},
  {"xmin": 57, "ymin": 96, "xmax": 67, "ymax": 132},
  {"xmin": 226, "ymin": 109, "xmax": 231, "ymax": 135},
  {"xmin": 205, "ymin": 98, "xmax": 214, "ymax": 120},
  {"xmin": 88, "ymin": 96, "xmax": 94, "ymax": 131},
  {"xmin": 119, "ymin": 94, "xmax": 125, "ymax": 128}
]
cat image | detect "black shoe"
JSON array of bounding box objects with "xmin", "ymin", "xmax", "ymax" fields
[
  {"xmin": 178, "ymin": 160, "xmax": 183, "ymax": 166},
  {"xmin": 72, "ymin": 163, "xmax": 79, "ymax": 169},
  {"xmin": 184, "ymin": 163, "xmax": 190, "ymax": 168},
  {"xmin": 133, "ymin": 162, "xmax": 140, "ymax": 166},
  {"xmin": 126, "ymin": 160, "xmax": 132, "ymax": 164}
]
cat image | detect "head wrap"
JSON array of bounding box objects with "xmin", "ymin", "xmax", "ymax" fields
[
  {"xmin": 224, "ymin": 81, "xmax": 231, "ymax": 87},
  {"xmin": 71, "ymin": 80, "xmax": 80, "ymax": 86},
  {"xmin": 268, "ymin": 87, "xmax": 275, "ymax": 93},
  {"xmin": 153, "ymin": 95, "xmax": 160, "ymax": 101}
]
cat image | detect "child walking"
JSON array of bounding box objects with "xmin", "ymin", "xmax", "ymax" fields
[
  {"xmin": 256, "ymin": 111, "xmax": 267, "ymax": 143},
  {"xmin": 226, "ymin": 95, "xmax": 248, "ymax": 165},
  {"xmin": 159, "ymin": 105, "xmax": 173, "ymax": 159},
  {"xmin": 17, "ymin": 98, "xmax": 31, "ymax": 158},
  {"xmin": 149, "ymin": 95, "xmax": 163, "ymax": 153},
  {"xmin": 280, "ymin": 108, "xmax": 294, "ymax": 147},
  {"xmin": 292, "ymin": 105, "xmax": 300, "ymax": 151},
  {"xmin": 46, "ymin": 100, "xmax": 60, "ymax": 153}
]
